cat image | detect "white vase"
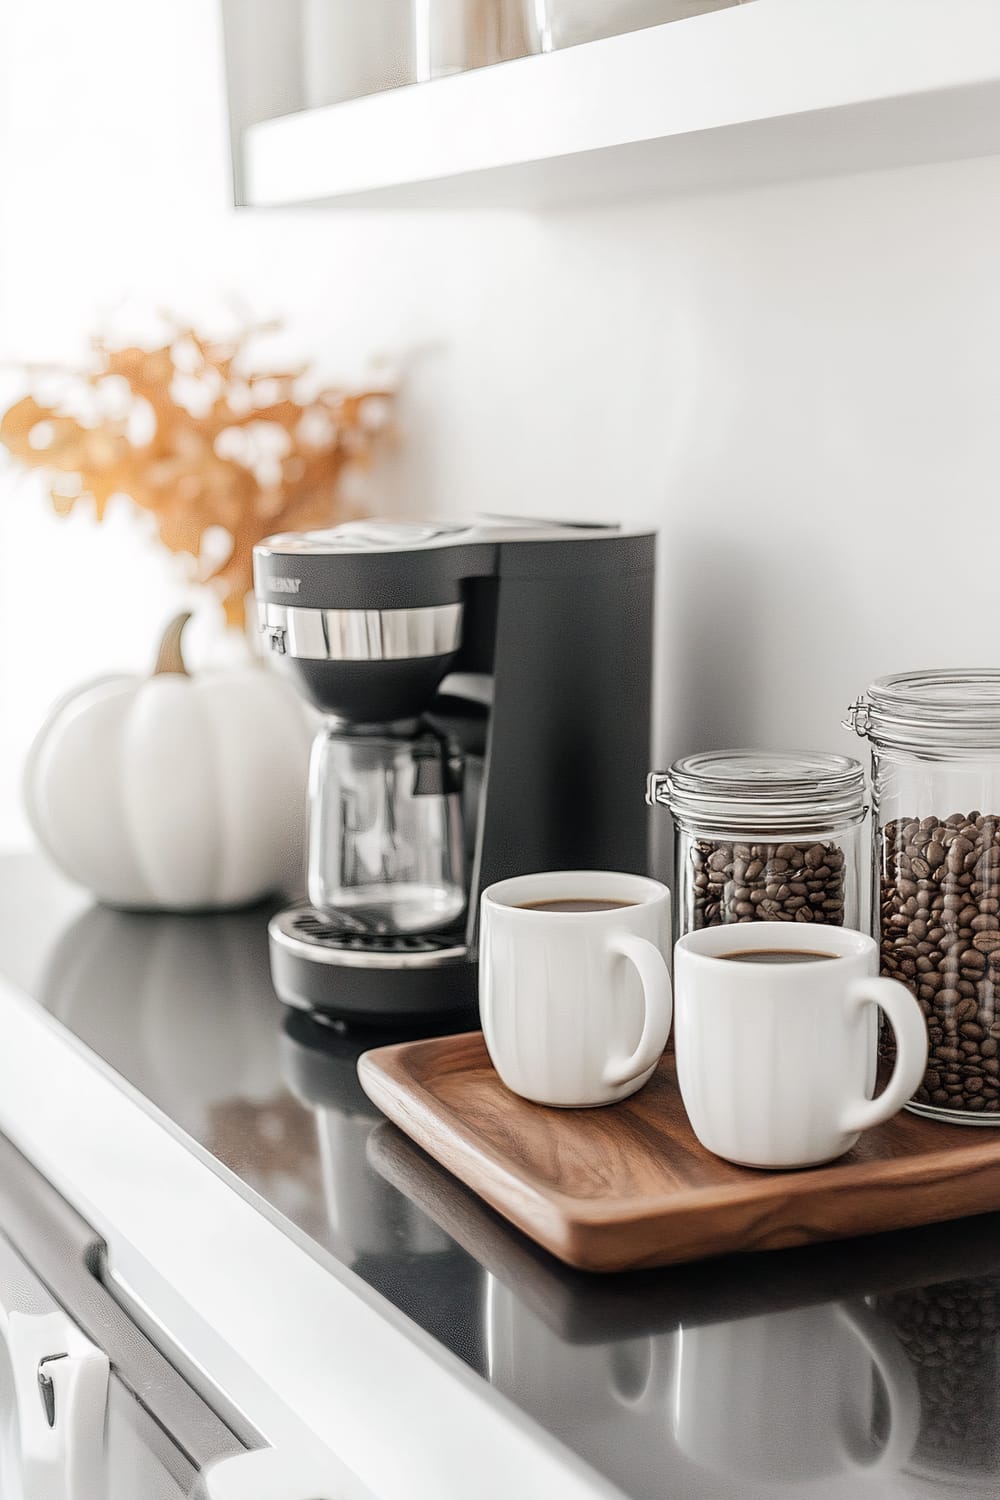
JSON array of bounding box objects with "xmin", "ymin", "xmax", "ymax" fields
[
  {"xmin": 302, "ymin": 0, "xmax": 417, "ymax": 108},
  {"xmin": 416, "ymin": 0, "xmax": 543, "ymax": 81},
  {"xmin": 540, "ymin": 0, "xmax": 749, "ymax": 52}
]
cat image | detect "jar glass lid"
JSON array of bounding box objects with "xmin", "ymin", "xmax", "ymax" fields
[
  {"xmin": 648, "ymin": 749, "xmax": 866, "ymax": 834},
  {"xmin": 849, "ymin": 669, "xmax": 1000, "ymax": 749}
]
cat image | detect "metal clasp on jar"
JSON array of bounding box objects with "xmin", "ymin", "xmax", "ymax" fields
[
  {"xmin": 843, "ymin": 699, "xmax": 871, "ymax": 736},
  {"xmin": 646, "ymin": 772, "xmax": 669, "ymax": 808}
]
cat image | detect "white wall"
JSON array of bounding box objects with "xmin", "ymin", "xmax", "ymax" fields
[{"xmin": 2, "ymin": 0, "xmax": 999, "ymax": 865}]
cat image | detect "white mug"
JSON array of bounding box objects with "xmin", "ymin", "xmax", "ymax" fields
[
  {"xmin": 485, "ymin": 1278, "xmax": 664, "ymax": 1424},
  {"xmin": 674, "ymin": 922, "xmax": 927, "ymax": 1168},
  {"xmin": 480, "ymin": 872, "xmax": 672, "ymax": 1107},
  {"xmin": 670, "ymin": 1300, "xmax": 920, "ymax": 1483}
]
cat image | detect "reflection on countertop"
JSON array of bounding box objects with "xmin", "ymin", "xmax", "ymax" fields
[
  {"xmin": 31, "ymin": 889, "xmax": 485, "ymax": 1368},
  {"xmin": 371, "ymin": 1123, "xmax": 1000, "ymax": 1499},
  {"xmin": 2, "ymin": 854, "xmax": 1000, "ymax": 1498}
]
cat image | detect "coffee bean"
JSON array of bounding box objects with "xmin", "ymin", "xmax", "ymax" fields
[
  {"xmin": 879, "ymin": 1272, "xmax": 1000, "ymax": 1471},
  {"xmin": 690, "ymin": 838, "xmax": 847, "ymax": 932},
  {"xmin": 881, "ymin": 809, "xmax": 1000, "ymax": 1116}
]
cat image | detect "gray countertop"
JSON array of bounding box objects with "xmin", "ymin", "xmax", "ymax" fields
[{"xmin": 2, "ymin": 851, "xmax": 1000, "ymax": 1500}]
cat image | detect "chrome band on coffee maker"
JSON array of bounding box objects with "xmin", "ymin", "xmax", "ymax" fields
[{"xmin": 258, "ymin": 602, "xmax": 464, "ymax": 662}]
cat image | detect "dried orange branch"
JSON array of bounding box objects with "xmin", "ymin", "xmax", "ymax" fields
[{"xmin": 0, "ymin": 322, "xmax": 393, "ymax": 627}]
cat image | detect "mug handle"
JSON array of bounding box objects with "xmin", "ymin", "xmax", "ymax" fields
[
  {"xmin": 602, "ymin": 935, "xmax": 673, "ymax": 1089},
  {"xmin": 835, "ymin": 1301, "xmax": 920, "ymax": 1473},
  {"xmin": 838, "ymin": 977, "xmax": 928, "ymax": 1135}
]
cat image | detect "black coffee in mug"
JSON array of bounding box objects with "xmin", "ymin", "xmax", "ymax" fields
[
  {"xmin": 721, "ymin": 949, "xmax": 838, "ymax": 965},
  {"xmin": 517, "ymin": 898, "xmax": 637, "ymax": 914}
]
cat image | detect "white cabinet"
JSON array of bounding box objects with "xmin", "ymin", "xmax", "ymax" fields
[{"xmin": 0, "ymin": 1132, "xmax": 342, "ymax": 1500}]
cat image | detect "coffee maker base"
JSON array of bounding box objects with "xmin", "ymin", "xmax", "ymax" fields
[{"xmin": 268, "ymin": 906, "xmax": 479, "ymax": 1025}]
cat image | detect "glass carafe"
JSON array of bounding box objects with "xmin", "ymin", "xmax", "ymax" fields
[{"xmin": 308, "ymin": 721, "xmax": 466, "ymax": 935}]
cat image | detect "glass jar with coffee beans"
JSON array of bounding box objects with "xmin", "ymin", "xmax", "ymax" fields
[
  {"xmin": 876, "ymin": 1271, "xmax": 1000, "ymax": 1482},
  {"xmin": 848, "ymin": 670, "xmax": 1000, "ymax": 1124},
  {"xmin": 647, "ymin": 750, "xmax": 866, "ymax": 940}
]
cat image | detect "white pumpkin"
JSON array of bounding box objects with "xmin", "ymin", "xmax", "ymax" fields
[
  {"xmin": 41, "ymin": 902, "xmax": 283, "ymax": 1133},
  {"xmin": 24, "ymin": 613, "xmax": 311, "ymax": 911}
]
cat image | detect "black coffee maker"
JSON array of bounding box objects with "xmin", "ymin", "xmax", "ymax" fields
[{"xmin": 253, "ymin": 518, "xmax": 655, "ymax": 1023}]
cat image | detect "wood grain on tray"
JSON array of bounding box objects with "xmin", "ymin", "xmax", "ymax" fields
[{"xmin": 357, "ymin": 1031, "xmax": 1000, "ymax": 1272}]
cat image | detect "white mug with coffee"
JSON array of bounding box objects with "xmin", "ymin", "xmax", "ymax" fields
[
  {"xmin": 480, "ymin": 871, "xmax": 672, "ymax": 1107},
  {"xmin": 670, "ymin": 1300, "xmax": 920, "ymax": 1483},
  {"xmin": 674, "ymin": 922, "xmax": 927, "ymax": 1168}
]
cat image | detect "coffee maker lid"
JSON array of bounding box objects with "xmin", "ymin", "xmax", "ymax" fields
[
  {"xmin": 262, "ymin": 520, "xmax": 473, "ymax": 554},
  {"xmin": 254, "ymin": 519, "xmax": 494, "ymax": 611},
  {"xmin": 253, "ymin": 516, "xmax": 650, "ymax": 611},
  {"xmin": 256, "ymin": 516, "xmax": 624, "ymax": 555}
]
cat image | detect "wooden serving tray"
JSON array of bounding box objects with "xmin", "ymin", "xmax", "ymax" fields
[
  {"xmin": 358, "ymin": 1031, "xmax": 1000, "ymax": 1273},
  {"xmin": 369, "ymin": 1121, "xmax": 1000, "ymax": 1334}
]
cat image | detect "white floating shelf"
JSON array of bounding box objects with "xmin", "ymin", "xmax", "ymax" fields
[{"xmin": 242, "ymin": 0, "xmax": 1000, "ymax": 210}]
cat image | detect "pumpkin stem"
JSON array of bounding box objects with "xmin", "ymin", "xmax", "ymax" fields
[{"xmin": 153, "ymin": 612, "xmax": 192, "ymax": 677}]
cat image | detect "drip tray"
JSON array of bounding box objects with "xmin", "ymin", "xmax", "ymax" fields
[
  {"xmin": 289, "ymin": 912, "xmax": 460, "ymax": 957},
  {"xmin": 268, "ymin": 905, "xmax": 477, "ymax": 1023},
  {"xmin": 270, "ymin": 905, "xmax": 469, "ymax": 969}
]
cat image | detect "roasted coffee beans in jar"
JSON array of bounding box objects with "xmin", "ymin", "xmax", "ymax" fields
[
  {"xmin": 647, "ymin": 750, "xmax": 866, "ymax": 940},
  {"xmin": 849, "ymin": 670, "xmax": 1000, "ymax": 1123},
  {"xmin": 877, "ymin": 1271, "xmax": 1000, "ymax": 1479}
]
